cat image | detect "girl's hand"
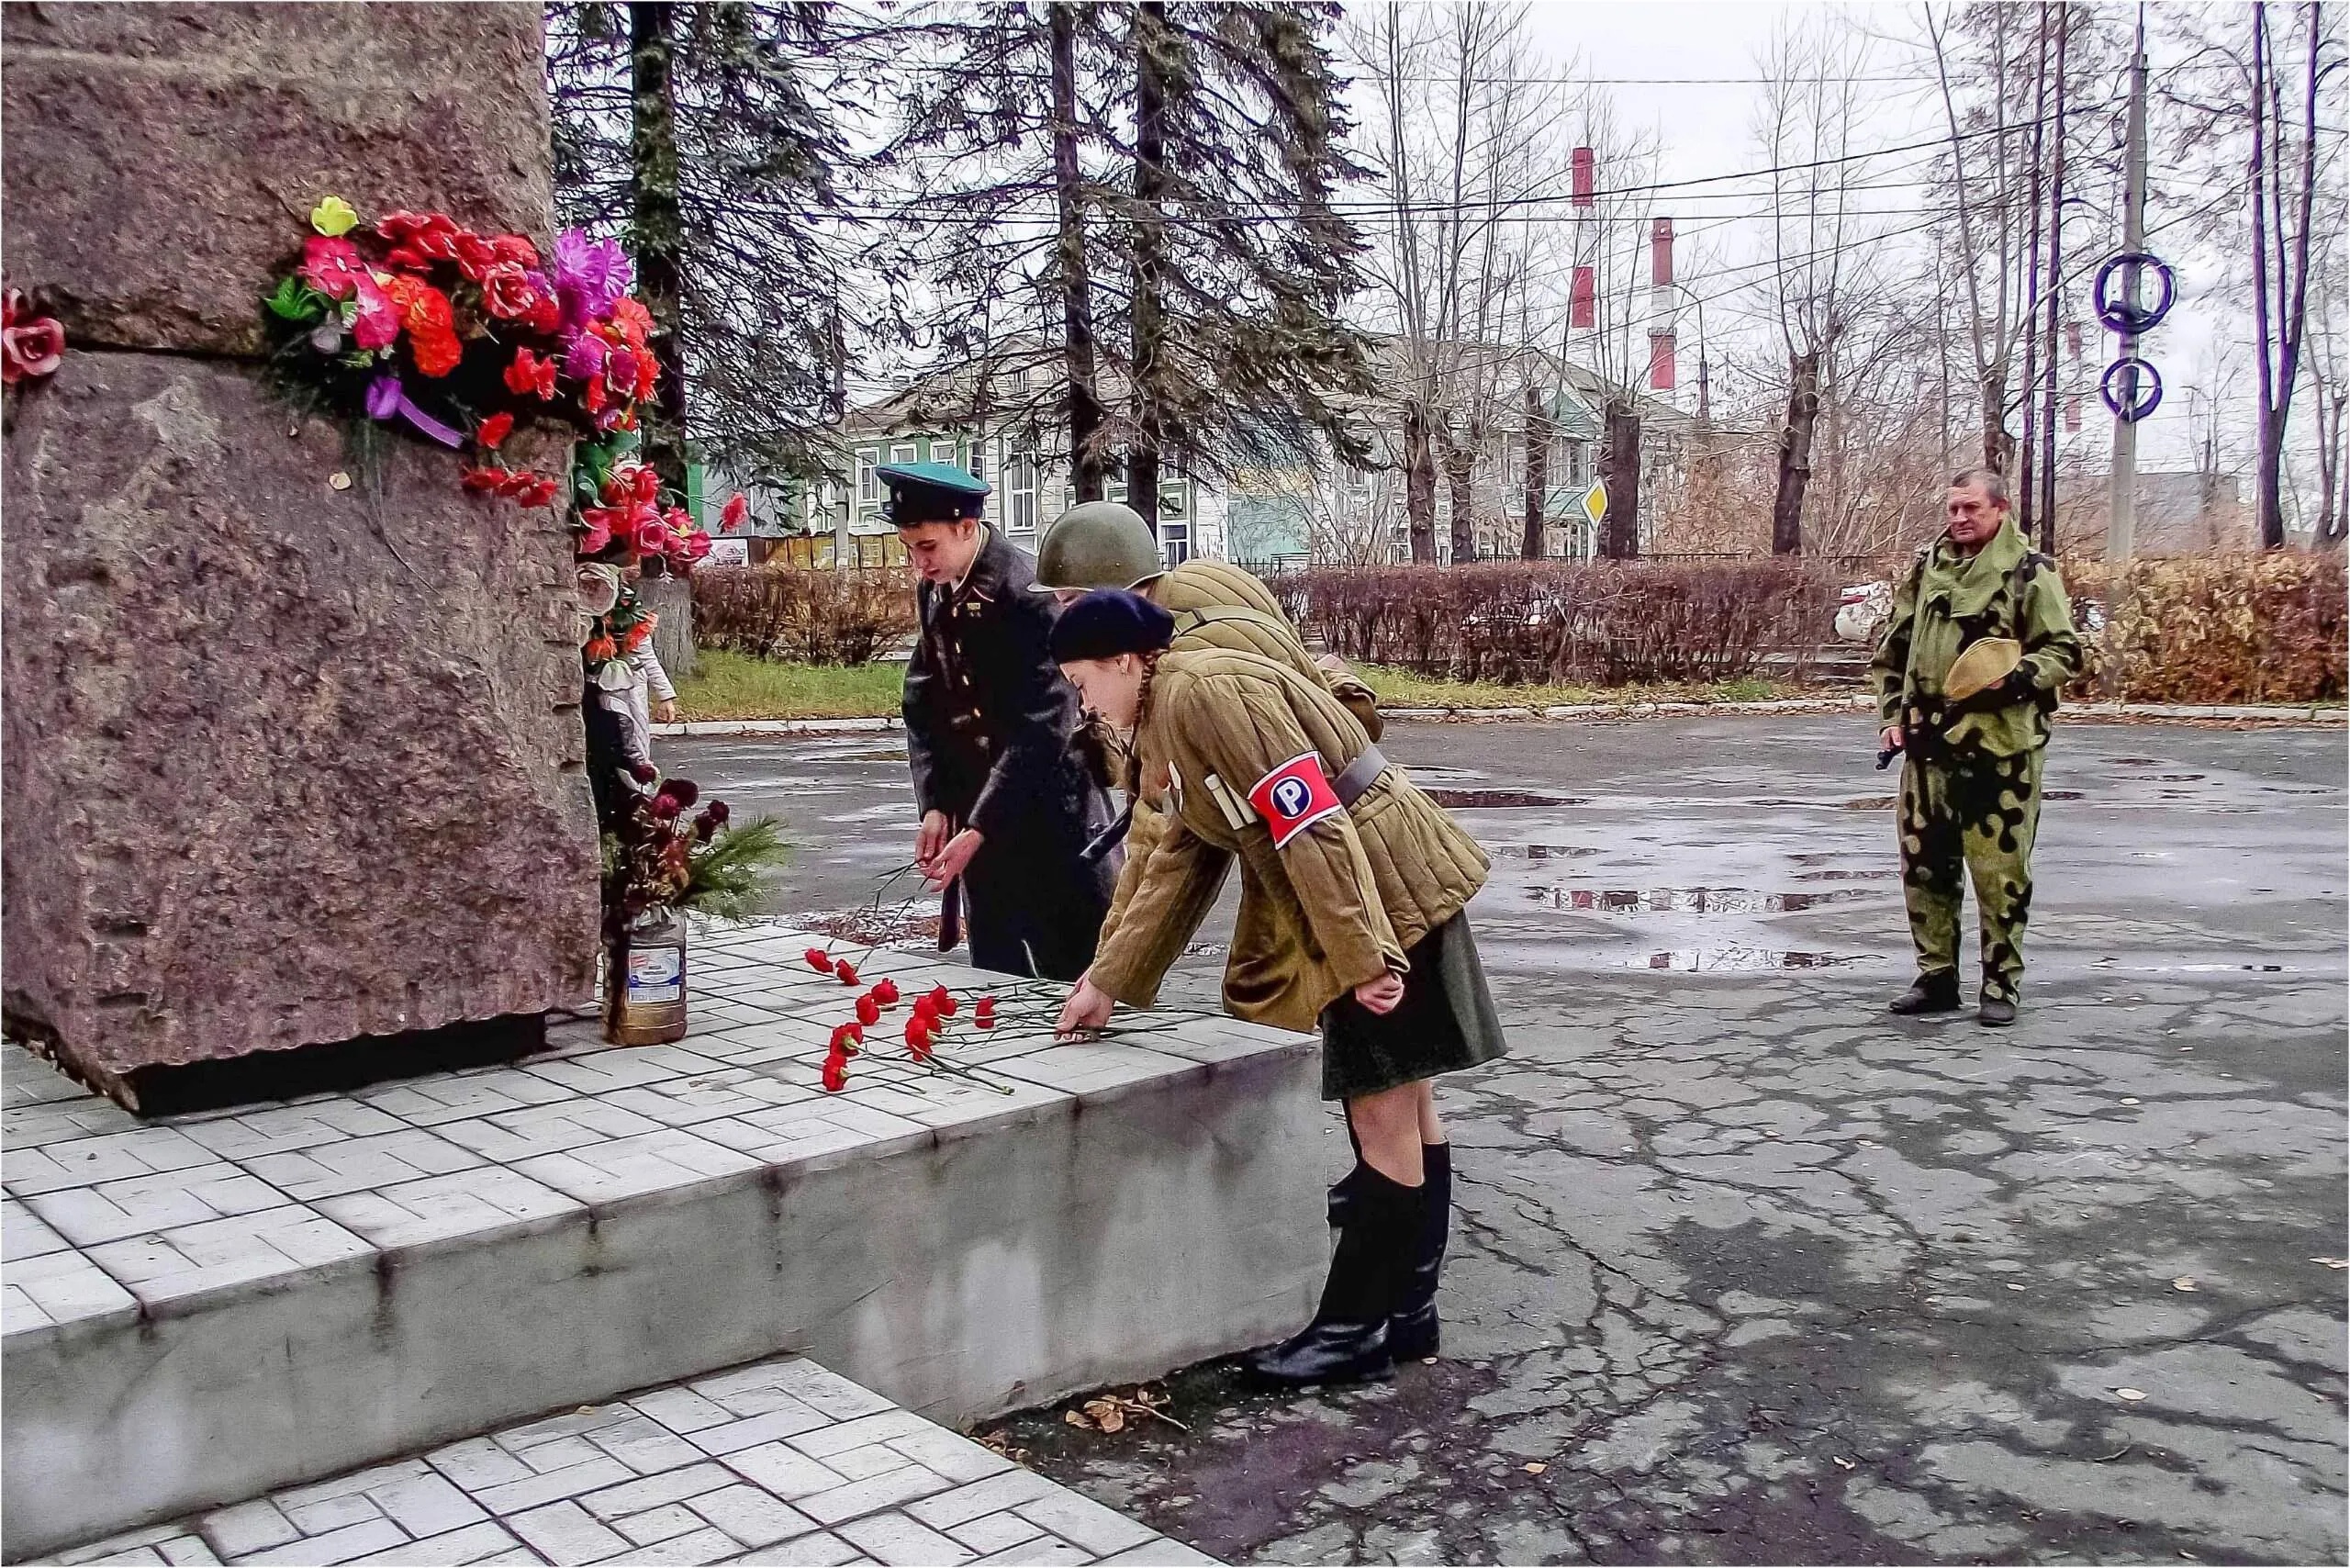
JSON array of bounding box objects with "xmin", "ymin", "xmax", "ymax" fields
[{"xmin": 1353, "ymin": 973, "xmax": 1405, "ymax": 1015}]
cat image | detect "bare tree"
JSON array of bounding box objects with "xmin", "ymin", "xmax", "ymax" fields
[{"xmin": 2250, "ymin": 2, "xmax": 2333, "ymax": 546}]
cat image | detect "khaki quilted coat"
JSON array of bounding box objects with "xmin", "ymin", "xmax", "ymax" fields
[{"xmin": 1087, "ymin": 649, "xmax": 1489, "ymax": 1034}]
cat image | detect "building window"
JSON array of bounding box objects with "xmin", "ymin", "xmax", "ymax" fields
[
  {"xmin": 1160, "ymin": 516, "xmax": 1192, "ymax": 569},
  {"xmin": 856, "ymin": 451, "xmax": 878, "ymax": 505},
  {"xmin": 968, "ymin": 442, "xmax": 987, "ymax": 484},
  {"xmin": 1007, "ymin": 444, "xmax": 1038, "ymax": 532},
  {"xmin": 890, "ymin": 442, "xmax": 919, "ymax": 467},
  {"xmin": 927, "ymin": 437, "xmax": 957, "ymax": 467}
]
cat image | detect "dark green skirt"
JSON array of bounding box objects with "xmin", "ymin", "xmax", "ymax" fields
[{"xmin": 1317, "ymin": 912, "xmax": 1507, "ymax": 1101}]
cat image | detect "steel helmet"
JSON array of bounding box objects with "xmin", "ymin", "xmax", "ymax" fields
[{"xmin": 1034, "ymin": 500, "xmax": 1166, "ymax": 591}]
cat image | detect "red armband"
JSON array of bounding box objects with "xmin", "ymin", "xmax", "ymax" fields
[{"xmin": 1248, "ymin": 753, "xmax": 1344, "ymax": 848}]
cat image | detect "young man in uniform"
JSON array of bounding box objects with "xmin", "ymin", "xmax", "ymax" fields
[
  {"xmin": 1873, "ymin": 468, "xmax": 2083, "ymax": 1025},
  {"xmin": 890, "ymin": 463, "xmax": 1118, "ymax": 980}
]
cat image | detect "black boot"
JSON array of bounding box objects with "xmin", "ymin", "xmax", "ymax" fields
[
  {"xmin": 1977, "ymin": 992, "xmax": 2018, "ymax": 1027},
  {"xmin": 1887, "ymin": 970, "xmax": 1962, "ymax": 1015},
  {"xmin": 1386, "ymin": 1144, "xmax": 1449, "ymax": 1361},
  {"xmin": 1250, "ymin": 1165, "xmax": 1420, "ymax": 1388}
]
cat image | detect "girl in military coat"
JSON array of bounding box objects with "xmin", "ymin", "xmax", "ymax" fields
[{"xmin": 1049, "ymin": 590, "xmax": 1505, "ymax": 1387}]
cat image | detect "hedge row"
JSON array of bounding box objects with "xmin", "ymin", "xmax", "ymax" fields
[
  {"xmin": 688, "ymin": 554, "xmax": 2345, "ymax": 705},
  {"xmin": 1261, "ymin": 560, "xmax": 1837, "ymax": 685}
]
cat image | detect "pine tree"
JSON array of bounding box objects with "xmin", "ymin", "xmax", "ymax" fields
[
  {"xmin": 547, "ymin": 2, "xmax": 855, "ymax": 488},
  {"xmin": 883, "ymin": 2, "xmax": 1371, "ymax": 528}
]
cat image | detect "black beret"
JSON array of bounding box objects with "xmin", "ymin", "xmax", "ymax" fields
[{"xmin": 1048, "ymin": 589, "xmax": 1176, "ymax": 664}]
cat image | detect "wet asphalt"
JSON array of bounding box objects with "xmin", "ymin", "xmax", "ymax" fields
[{"xmin": 663, "ymin": 714, "xmax": 2348, "ymax": 1566}]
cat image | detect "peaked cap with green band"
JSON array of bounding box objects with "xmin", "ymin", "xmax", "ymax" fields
[
  {"xmin": 879, "ymin": 461, "xmax": 990, "ymax": 526},
  {"xmin": 1034, "ymin": 500, "xmax": 1166, "ymax": 591}
]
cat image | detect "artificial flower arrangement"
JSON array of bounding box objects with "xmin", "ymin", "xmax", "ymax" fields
[{"xmin": 259, "ymin": 196, "xmax": 744, "ymax": 571}]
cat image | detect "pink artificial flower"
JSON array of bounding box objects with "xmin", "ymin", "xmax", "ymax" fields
[
  {"xmin": 349, "ymin": 275, "xmax": 401, "ymax": 351},
  {"xmin": 299, "ymin": 236, "xmax": 369, "ymax": 300},
  {"xmin": 2, "ymin": 289, "xmax": 65, "ymax": 384},
  {"xmin": 721, "ymin": 494, "xmax": 749, "ymax": 532}
]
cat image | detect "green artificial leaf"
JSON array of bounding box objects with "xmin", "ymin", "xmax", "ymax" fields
[{"xmin": 264, "ymin": 277, "xmax": 329, "ymax": 324}]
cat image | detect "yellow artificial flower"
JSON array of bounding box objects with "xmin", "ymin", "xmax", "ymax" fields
[{"xmin": 310, "ymin": 196, "xmax": 359, "ymax": 237}]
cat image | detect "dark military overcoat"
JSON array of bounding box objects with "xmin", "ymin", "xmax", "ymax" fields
[{"xmin": 903, "ymin": 529, "xmax": 1118, "ymax": 980}]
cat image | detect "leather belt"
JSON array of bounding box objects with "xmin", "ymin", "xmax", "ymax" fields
[{"xmin": 1332, "ymin": 744, "xmax": 1388, "ymax": 805}]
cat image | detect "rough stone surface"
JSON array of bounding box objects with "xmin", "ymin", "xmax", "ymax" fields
[
  {"xmin": 1, "ymin": 353, "xmax": 597, "ymax": 1091},
  {"xmin": 0, "ymin": 3, "xmax": 554, "ymax": 358},
  {"xmin": 0, "ymin": 2, "xmax": 595, "ymax": 1096}
]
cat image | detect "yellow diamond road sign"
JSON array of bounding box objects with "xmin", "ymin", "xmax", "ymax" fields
[{"xmin": 1579, "ymin": 480, "xmax": 1607, "ymax": 528}]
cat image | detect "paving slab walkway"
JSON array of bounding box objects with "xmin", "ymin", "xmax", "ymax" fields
[{"xmin": 47, "ymin": 1352, "xmax": 1217, "ymax": 1567}]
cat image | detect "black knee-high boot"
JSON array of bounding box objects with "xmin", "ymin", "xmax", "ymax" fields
[
  {"xmin": 1386, "ymin": 1143, "xmax": 1449, "ymax": 1359},
  {"xmin": 1250, "ymin": 1163, "xmax": 1420, "ymax": 1387}
]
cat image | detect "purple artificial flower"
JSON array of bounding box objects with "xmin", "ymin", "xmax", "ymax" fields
[
  {"xmin": 563, "ymin": 330, "xmax": 609, "ymax": 383},
  {"xmin": 550, "ymin": 229, "xmax": 632, "ymax": 333},
  {"xmin": 607, "ymin": 349, "xmax": 639, "ymax": 392}
]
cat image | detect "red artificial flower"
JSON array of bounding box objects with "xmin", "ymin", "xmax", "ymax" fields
[
  {"xmin": 511, "ymin": 474, "xmax": 558, "ymax": 508},
  {"xmin": 0, "ymin": 290, "xmax": 62, "ymax": 384},
  {"xmin": 649, "ymin": 794, "xmax": 682, "ymax": 821},
  {"xmin": 525, "ymin": 292, "xmax": 563, "ymax": 335},
  {"xmin": 299, "ymin": 235, "xmax": 369, "ymax": 300},
  {"xmin": 386, "ymin": 275, "xmax": 462, "ymax": 377},
  {"xmin": 806, "ymin": 948, "xmax": 835, "ymax": 974},
  {"xmin": 679, "ymin": 529, "xmax": 713, "ymax": 565},
  {"xmin": 904, "ymin": 1019, "xmax": 935, "ymax": 1061},
  {"xmin": 822, "ymin": 1052, "xmax": 848, "ymax": 1093},
  {"xmin": 856, "ymin": 993, "xmax": 880, "ymax": 1026},
  {"xmin": 490, "ymin": 233, "xmax": 540, "ymax": 269},
  {"xmin": 635, "ymin": 519, "xmax": 677, "ymax": 558},
  {"xmin": 872, "ymin": 979, "xmax": 900, "ymax": 1006},
  {"xmin": 830, "ymin": 1022, "xmax": 863, "ymax": 1054},
  {"xmin": 926, "ymin": 987, "xmax": 957, "ymax": 1017},
  {"xmin": 584, "ymin": 633, "xmax": 618, "ymax": 662},
  {"xmin": 630, "ymin": 762, "xmax": 659, "ymax": 783},
  {"xmin": 721, "ymin": 494, "xmax": 749, "ymax": 533},
  {"xmin": 581, "ymin": 373, "xmax": 608, "ymax": 416},
  {"xmin": 973, "ymin": 1014, "xmax": 995, "ymax": 1030},
  {"xmin": 378, "ymin": 210, "xmax": 463, "ymax": 269},
  {"xmin": 608, "ymin": 297, "xmax": 655, "ymax": 349},
  {"xmin": 452, "ymin": 231, "xmax": 499, "ymax": 282},
  {"xmin": 621, "ymin": 618, "xmax": 655, "ymax": 653},
  {"xmin": 576, "ymin": 516, "xmax": 613, "ymax": 555},
  {"xmin": 835, "ymin": 962, "xmax": 859, "ymax": 987},
  {"xmin": 462, "ymin": 466, "xmax": 508, "ymax": 492},
  {"xmin": 504, "ymin": 347, "xmax": 557, "ymax": 400},
  {"xmin": 475, "ymin": 411, "xmax": 514, "ymax": 450},
  {"xmin": 479, "ymin": 262, "xmax": 545, "ymax": 321}
]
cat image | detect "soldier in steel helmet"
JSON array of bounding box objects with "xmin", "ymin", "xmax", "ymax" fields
[
  {"xmin": 1873, "ymin": 468, "xmax": 2083, "ymax": 1026},
  {"xmin": 1046, "ymin": 589, "xmax": 1505, "ymax": 1388},
  {"xmin": 889, "ymin": 463, "xmax": 1117, "ymax": 980}
]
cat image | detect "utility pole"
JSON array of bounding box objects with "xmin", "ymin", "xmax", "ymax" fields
[
  {"xmin": 2105, "ymin": 6, "xmax": 2149, "ymax": 562},
  {"xmin": 2038, "ymin": 1, "xmax": 2068, "ymax": 553}
]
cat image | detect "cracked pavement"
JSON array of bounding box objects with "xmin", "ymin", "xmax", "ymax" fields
[{"xmin": 671, "ymin": 713, "xmax": 2347, "ymax": 1565}]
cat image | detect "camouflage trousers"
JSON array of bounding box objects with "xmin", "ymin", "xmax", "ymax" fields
[{"xmin": 1897, "ymin": 747, "xmax": 2043, "ymax": 1002}]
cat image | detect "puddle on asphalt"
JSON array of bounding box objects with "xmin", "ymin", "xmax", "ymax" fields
[
  {"xmin": 1640, "ymin": 948, "xmax": 1863, "ymax": 970},
  {"xmin": 1793, "ymin": 868, "xmax": 1898, "ymax": 881},
  {"xmin": 1422, "ymin": 789, "xmax": 1590, "ymax": 809},
  {"xmin": 1528, "ymin": 886, "xmax": 1875, "ymax": 913},
  {"xmin": 2114, "ymin": 756, "xmax": 2160, "ymax": 766},
  {"xmin": 1501, "ymin": 844, "xmax": 1601, "ymax": 861},
  {"xmin": 1842, "ymin": 790, "xmax": 2083, "ymax": 810},
  {"xmin": 2088, "ymin": 959, "xmax": 2296, "ymax": 974}
]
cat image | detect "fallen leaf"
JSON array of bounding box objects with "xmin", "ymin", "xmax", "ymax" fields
[
  {"xmin": 1523, "ymin": 1462, "xmax": 1548, "ymax": 1475},
  {"xmin": 2172, "ymin": 1277, "xmax": 2198, "ymax": 1292},
  {"xmin": 2092, "ymin": 1444, "xmax": 2132, "ymax": 1463},
  {"xmin": 2006, "ymin": 1283, "xmax": 2025, "ymax": 1292},
  {"xmin": 329, "ymin": 471, "xmax": 352, "ymax": 491},
  {"xmin": 2314, "ymin": 1258, "xmax": 2349, "ymax": 1270},
  {"xmin": 1830, "ymin": 1456, "xmax": 1854, "ymax": 1471},
  {"xmin": 2115, "ymin": 1387, "xmax": 2148, "ymax": 1402},
  {"xmin": 1082, "ymin": 1398, "xmax": 1126, "ymax": 1434},
  {"xmin": 1063, "ymin": 1409, "xmax": 1091, "ymax": 1430},
  {"xmin": 2121, "ymin": 1097, "xmax": 2141, "ymax": 1105}
]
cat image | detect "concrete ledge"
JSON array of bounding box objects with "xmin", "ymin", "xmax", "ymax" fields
[
  {"xmin": 44, "ymin": 1350, "xmax": 1220, "ymax": 1566},
  {"xmin": 1, "ymin": 927, "xmax": 1326, "ymax": 1559}
]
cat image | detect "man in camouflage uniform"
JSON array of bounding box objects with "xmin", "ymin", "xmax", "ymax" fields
[{"xmin": 1872, "ymin": 469, "xmax": 2083, "ymax": 1026}]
